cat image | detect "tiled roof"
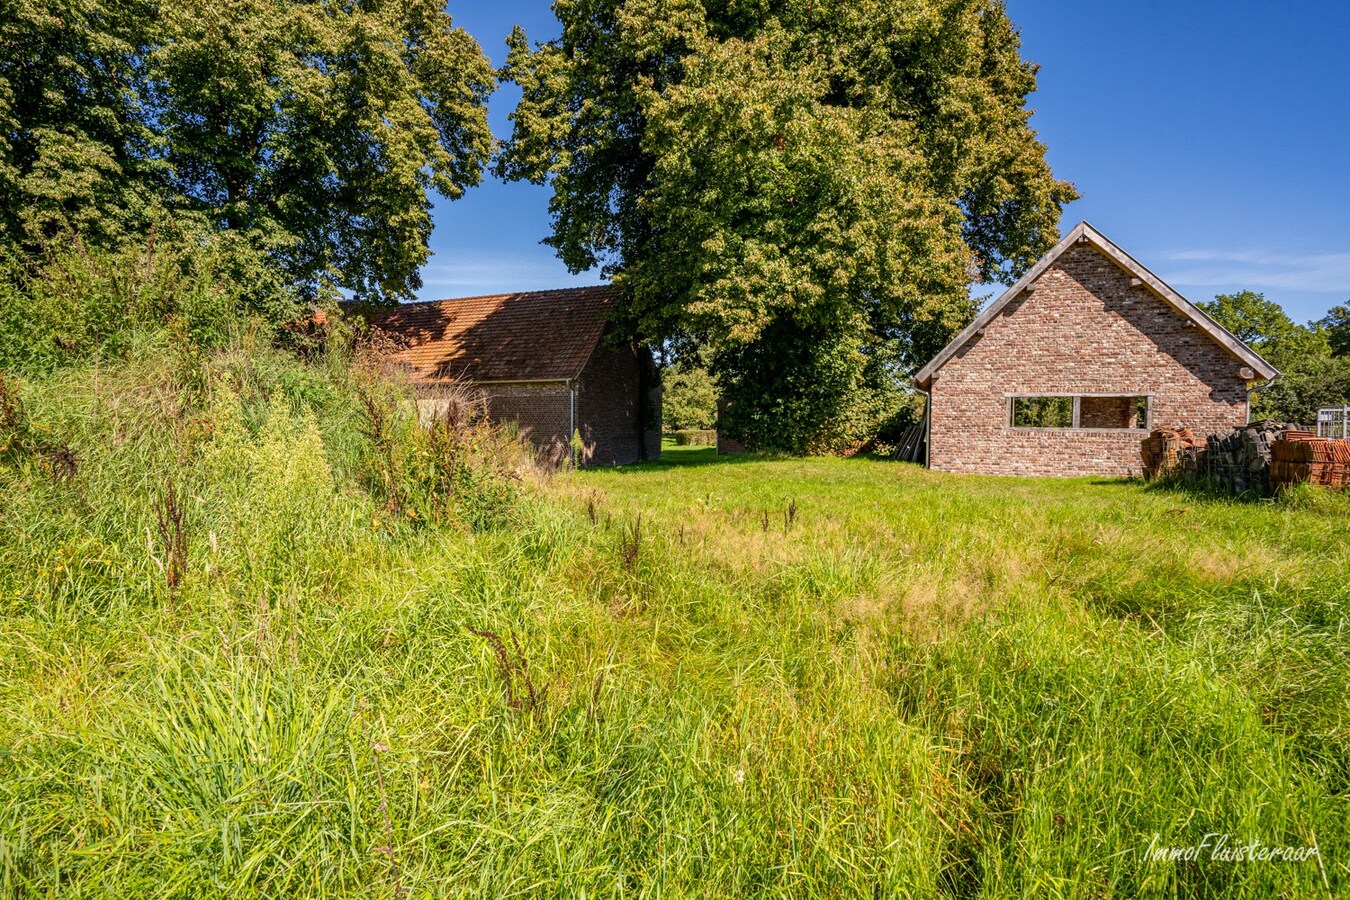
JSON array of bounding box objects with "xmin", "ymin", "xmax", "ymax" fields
[{"xmin": 367, "ymin": 285, "xmax": 619, "ymax": 383}]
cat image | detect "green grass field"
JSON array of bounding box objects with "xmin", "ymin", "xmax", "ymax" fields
[{"xmin": 2, "ymin": 353, "xmax": 1347, "ymax": 898}]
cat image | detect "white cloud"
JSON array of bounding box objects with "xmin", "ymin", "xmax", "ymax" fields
[
  {"xmin": 416, "ymin": 251, "xmax": 603, "ymax": 299},
  {"xmin": 1159, "ymin": 249, "xmax": 1350, "ymax": 294}
]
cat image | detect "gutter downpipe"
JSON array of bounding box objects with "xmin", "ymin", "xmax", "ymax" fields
[
  {"xmin": 922, "ymin": 386, "xmax": 932, "ymax": 468},
  {"xmin": 1245, "ymin": 373, "xmax": 1278, "ymax": 425},
  {"xmin": 568, "ymin": 380, "xmax": 577, "ymax": 466}
]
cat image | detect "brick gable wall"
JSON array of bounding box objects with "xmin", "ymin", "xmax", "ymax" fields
[{"xmin": 929, "ymin": 243, "xmax": 1250, "ymax": 477}]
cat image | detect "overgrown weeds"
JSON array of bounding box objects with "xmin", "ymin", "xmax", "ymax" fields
[
  {"xmin": 1, "ymin": 347, "xmax": 1347, "ymax": 897},
  {"xmin": 154, "ymin": 480, "xmax": 187, "ymax": 595},
  {"xmin": 0, "ymin": 222, "xmax": 302, "ymax": 373},
  {"xmin": 357, "ymin": 382, "xmax": 405, "ymax": 513},
  {"xmin": 0, "ymin": 372, "xmax": 78, "ymax": 480},
  {"xmin": 352, "ymin": 343, "xmax": 522, "ymax": 531}
]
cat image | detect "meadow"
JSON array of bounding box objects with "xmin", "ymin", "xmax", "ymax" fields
[{"xmin": 1, "ymin": 341, "xmax": 1346, "ymax": 898}]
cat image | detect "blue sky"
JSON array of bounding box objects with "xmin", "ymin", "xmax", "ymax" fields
[{"xmin": 426, "ymin": 0, "xmax": 1350, "ymax": 324}]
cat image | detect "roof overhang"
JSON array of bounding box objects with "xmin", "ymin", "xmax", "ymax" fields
[{"xmin": 913, "ymin": 221, "xmax": 1281, "ymax": 389}]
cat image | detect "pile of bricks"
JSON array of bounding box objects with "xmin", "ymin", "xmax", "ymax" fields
[
  {"xmin": 1140, "ymin": 428, "xmax": 1206, "ymax": 480},
  {"xmin": 1271, "ymin": 432, "xmax": 1350, "ymax": 490}
]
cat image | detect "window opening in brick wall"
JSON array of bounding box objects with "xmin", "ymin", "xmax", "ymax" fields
[
  {"xmin": 1009, "ymin": 394, "xmax": 1149, "ymax": 430},
  {"xmin": 1010, "ymin": 396, "xmax": 1073, "ymax": 428}
]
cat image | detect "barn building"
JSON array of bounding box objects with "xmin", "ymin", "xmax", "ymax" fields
[
  {"xmin": 367, "ymin": 285, "xmax": 661, "ymax": 467},
  {"xmin": 914, "ymin": 222, "xmax": 1279, "ymax": 477}
]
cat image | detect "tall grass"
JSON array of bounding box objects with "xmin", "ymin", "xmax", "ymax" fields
[{"xmin": 1, "ymin": 344, "xmax": 1346, "ymax": 897}]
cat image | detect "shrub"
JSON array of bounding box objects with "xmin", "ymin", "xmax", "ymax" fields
[
  {"xmin": 873, "ymin": 393, "xmax": 926, "ymax": 443},
  {"xmin": 670, "ymin": 428, "xmax": 717, "ymax": 446},
  {"xmin": 0, "ymin": 221, "xmax": 303, "ymax": 372},
  {"xmin": 715, "ymin": 317, "xmax": 911, "ymax": 454}
]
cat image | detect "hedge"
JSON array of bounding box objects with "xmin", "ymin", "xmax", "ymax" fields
[{"xmin": 670, "ymin": 429, "xmax": 717, "ymax": 446}]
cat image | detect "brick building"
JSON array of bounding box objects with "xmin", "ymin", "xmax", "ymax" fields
[
  {"xmin": 914, "ymin": 222, "xmax": 1278, "ymax": 477},
  {"xmin": 368, "ymin": 286, "xmax": 661, "ymax": 466}
]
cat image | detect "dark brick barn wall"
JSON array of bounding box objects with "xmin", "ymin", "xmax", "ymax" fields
[
  {"xmin": 480, "ymin": 383, "xmax": 573, "ymax": 464},
  {"xmin": 576, "ymin": 341, "xmax": 662, "ymax": 466},
  {"xmin": 415, "ymin": 339, "xmax": 661, "ymax": 467},
  {"xmin": 929, "ymin": 243, "xmax": 1251, "ymax": 477},
  {"xmin": 416, "ymin": 383, "xmax": 571, "ymax": 464}
]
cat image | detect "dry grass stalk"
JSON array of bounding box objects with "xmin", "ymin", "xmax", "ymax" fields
[
  {"xmin": 156, "ymin": 481, "xmax": 188, "ymax": 595},
  {"xmin": 469, "ymin": 627, "xmax": 544, "ymax": 717}
]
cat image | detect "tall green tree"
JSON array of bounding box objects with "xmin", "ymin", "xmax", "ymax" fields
[
  {"xmin": 1, "ymin": 0, "xmax": 494, "ymax": 305},
  {"xmin": 1199, "ymin": 290, "xmax": 1330, "ymax": 371},
  {"xmin": 662, "ymin": 362, "xmax": 717, "ymax": 431},
  {"xmin": 1200, "ymin": 290, "xmax": 1302, "ymax": 348},
  {"xmin": 498, "ymin": 0, "xmax": 1075, "ymax": 450},
  {"xmin": 151, "ymin": 0, "xmax": 495, "ymax": 301},
  {"xmin": 0, "ymin": 0, "xmax": 158, "ymax": 247}
]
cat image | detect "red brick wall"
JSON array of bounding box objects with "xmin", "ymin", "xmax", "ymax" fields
[
  {"xmin": 929, "ymin": 243, "xmax": 1250, "ymax": 477},
  {"xmin": 576, "ymin": 338, "xmax": 662, "ymax": 466}
]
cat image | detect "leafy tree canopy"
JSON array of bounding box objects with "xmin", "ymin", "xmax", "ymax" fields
[
  {"xmin": 662, "ymin": 362, "xmax": 717, "ymax": 431},
  {"xmin": 1200, "ymin": 290, "xmax": 1302, "ymax": 348},
  {"xmin": 498, "ymin": 0, "xmax": 1076, "ymax": 450},
  {"xmin": 0, "ymin": 0, "xmax": 158, "ymax": 246},
  {"xmin": 1200, "ymin": 290, "xmax": 1330, "ymax": 371},
  {"xmin": 0, "ymin": 0, "xmax": 494, "ymax": 304},
  {"xmin": 1321, "ymin": 304, "xmax": 1350, "ymax": 358}
]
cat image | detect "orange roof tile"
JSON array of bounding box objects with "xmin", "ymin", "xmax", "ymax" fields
[{"xmin": 368, "ymin": 285, "xmax": 619, "ymax": 383}]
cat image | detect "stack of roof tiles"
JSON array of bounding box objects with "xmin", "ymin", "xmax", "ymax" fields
[
  {"xmin": 1140, "ymin": 428, "xmax": 1206, "ymax": 480},
  {"xmin": 1141, "ymin": 420, "xmax": 1319, "ymax": 495},
  {"xmin": 1271, "ymin": 433, "xmax": 1350, "ymax": 490}
]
